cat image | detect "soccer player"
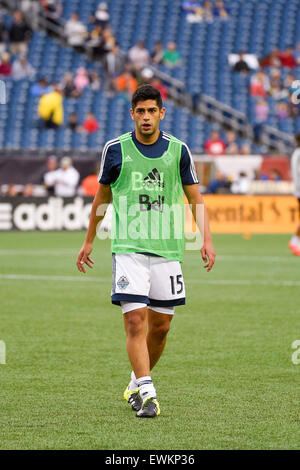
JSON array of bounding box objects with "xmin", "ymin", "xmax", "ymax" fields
[
  {"xmin": 76, "ymin": 85, "xmax": 215, "ymax": 418},
  {"xmin": 288, "ymin": 132, "xmax": 300, "ymax": 256}
]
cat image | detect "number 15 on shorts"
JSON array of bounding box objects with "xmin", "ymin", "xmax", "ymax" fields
[{"xmin": 170, "ymin": 274, "xmax": 184, "ymax": 295}]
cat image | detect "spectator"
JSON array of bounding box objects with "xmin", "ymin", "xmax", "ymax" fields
[
  {"xmin": 255, "ymin": 98, "xmax": 269, "ymax": 123},
  {"xmin": 204, "ymin": 130, "xmax": 226, "ymax": 155},
  {"xmin": 0, "ymin": 12, "xmax": 8, "ymax": 56},
  {"xmin": 150, "ymin": 78, "xmax": 168, "ymax": 101},
  {"xmin": 113, "ymin": 65, "xmax": 138, "ymax": 98},
  {"xmin": 202, "ymin": 1, "xmax": 214, "ymax": 21},
  {"xmin": 231, "ymin": 172, "xmax": 251, "ymax": 194},
  {"xmin": 269, "ymin": 68, "xmax": 286, "ymax": 99},
  {"xmin": 44, "ymin": 156, "xmax": 79, "ymax": 197},
  {"xmin": 101, "ymin": 27, "xmax": 116, "ymax": 53},
  {"xmin": 43, "ymin": 154, "xmax": 58, "ymax": 195},
  {"xmin": 37, "ymin": 83, "xmax": 63, "ymax": 129},
  {"xmin": 92, "ymin": 2, "xmax": 110, "ymax": 28},
  {"xmin": 22, "ymin": 183, "xmax": 34, "ymax": 197},
  {"xmin": 240, "ymin": 142, "xmax": 252, "ymax": 155},
  {"xmin": 60, "ymin": 72, "xmax": 82, "ymax": 98},
  {"xmin": 73, "ymin": 67, "xmax": 90, "ymax": 91},
  {"xmin": 182, "ymin": 1, "xmax": 203, "ymax": 23},
  {"xmin": 250, "ymin": 70, "xmax": 270, "ymax": 97},
  {"xmin": 89, "ymin": 70, "xmax": 101, "ymax": 91},
  {"xmin": 151, "ymin": 41, "xmax": 164, "ymax": 65},
  {"xmin": 86, "ymin": 24, "xmax": 105, "ymax": 59},
  {"xmin": 65, "ymin": 13, "xmax": 88, "ymax": 51},
  {"xmin": 225, "ymin": 130, "xmax": 239, "ymax": 154},
  {"xmin": 11, "ymin": 54, "xmax": 36, "ymax": 80},
  {"xmin": 128, "ymin": 40, "xmax": 150, "ymax": 70},
  {"xmin": 68, "ymin": 112, "xmax": 79, "ymax": 131},
  {"xmin": 20, "ymin": 0, "xmax": 40, "ymax": 30},
  {"xmin": 276, "ymin": 101, "xmax": 289, "ymax": 120},
  {"xmin": 233, "ymin": 53, "xmax": 250, "ymax": 74},
  {"xmin": 260, "ymin": 48, "xmax": 281, "ymax": 68},
  {"xmin": 103, "ymin": 43, "xmax": 126, "ymax": 91},
  {"xmin": 278, "ymin": 46, "xmax": 297, "ymax": 69},
  {"xmin": 41, "ymin": 0, "xmax": 63, "ymax": 34},
  {"xmin": 0, "ymin": 52, "xmax": 12, "ymax": 78},
  {"xmin": 294, "ymin": 41, "xmax": 300, "ymax": 66},
  {"xmin": 162, "ymin": 41, "xmax": 181, "ymax": 68},
  {"xmin": 30, "ymin": 77, "xmax": 50, "ymax": 96},
  {"xmin": 79, "ymin": 112, "xmax": 99, "ymax": 134},
  {"xmin": 8, "ymin": 10, "xmax": 31, "ymax": 56},
  {"xmin": 269, "ymin": 169, "xmax": 282, "ymax": 181},
  {"xmin": 213, "ymin": 0, "xmax": 229, "ymax": 19},
  {"xmin": 205, "ymin": 171, "xmax": 231, "ymax": 194},
  {"xmin": 80, "ymin": 164, "xmax": 100, "ymax": 197}
]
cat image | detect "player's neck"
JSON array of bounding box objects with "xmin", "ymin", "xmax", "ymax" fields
[{"xmin": 134, "ymin": 129, "xmax": 160, "ymax": 145}]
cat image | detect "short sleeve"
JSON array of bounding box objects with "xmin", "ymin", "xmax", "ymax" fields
[
  {"xmin": 180, "ymin": 143, "xmax": 199, "ymax": 185},
  {"xmin": 98, "ymin": 140, "xmax": 122, "ymax": 185}
]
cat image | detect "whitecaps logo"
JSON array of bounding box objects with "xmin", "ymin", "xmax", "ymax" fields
[{"xmin": 290, "ymin": 80, "xmax": 300, "ymax": 105}]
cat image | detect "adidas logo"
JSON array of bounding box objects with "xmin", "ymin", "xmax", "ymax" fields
[
  {"xmin": 125, "ymin": 155, "xmax": 133, "ymax": 162},
  {"xmin": 143, "ymin": 168, "xmax": 164, "ymax": 189}
]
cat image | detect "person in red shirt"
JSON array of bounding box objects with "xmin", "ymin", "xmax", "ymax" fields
[
  {"xmin": 278, "ymin": 46, "xmax": 297, "ymax": 68},
  {"xmin": 0, "ymin": 52, "xmax": 12, "ymax": 77},
  {"xmin": 204, "ymin": 130, "xmax": 226, "ymax": 155},
  {"xmin": 80, "ymin": 112, "xmax": 99, "ymax": 133}
]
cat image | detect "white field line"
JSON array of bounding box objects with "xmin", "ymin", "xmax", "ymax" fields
[
  {"xmin": 0, "ymin": 273, "xmax": 299, "ymax": 286},
  {"xmin": 0, "ymin": 250, "xmax": 298, "ymax": 263}
]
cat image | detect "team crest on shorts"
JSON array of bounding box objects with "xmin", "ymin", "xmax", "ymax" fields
[{"xmin": 117, "ymin": 275, "xmax": 129, "ymax": 290}]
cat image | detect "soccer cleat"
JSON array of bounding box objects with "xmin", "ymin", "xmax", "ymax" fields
[
  {"xmin": 123, "ymin": 386, "xmax": 142, "ymax": 411},
  {"xmin": 136, "ymin": 397, "xmax": 160, "ymax": 418},
  {"xmin": 288, "ymin": 241, "xmax": 300, "ymax": 256}
]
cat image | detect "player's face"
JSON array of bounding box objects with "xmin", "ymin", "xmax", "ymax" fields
[{"xmin": 130, "ymin": 100, "xmax": 165, "ymax": 141}]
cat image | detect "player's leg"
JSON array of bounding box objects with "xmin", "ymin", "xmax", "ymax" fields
[
  {"xmin": 289, "ymin": 198, "xmax": 300, "ymax": 255},
  {"xmin": 123, "ymin": 306, "xmax": 150, "ymax": 379},
  {"xmin": 147, "ymin": 308, "xmax": 173, "ymax": 371}
]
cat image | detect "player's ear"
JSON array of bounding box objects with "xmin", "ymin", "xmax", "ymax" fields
[
  {"xmin": 160, "ymin": 107, "xmax": 166, "ymax": 121},
  {"xmin": 130, "ymin": 108, "xmax": 135, "ymax": 120}
]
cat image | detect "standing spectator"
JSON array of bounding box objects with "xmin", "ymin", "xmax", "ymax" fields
[
  {"xmin": 103, "ymin": 43, "xmax": 126, "ymax": 92},
  {"xmin": 128, "ymin": 40, "xmax": 150, "ymax": 70},
  {"xmin": 60, "ymin": 72, "xmax": 82, "ymax": 98},
  {"xmin": 42, "ymin": 154, "xmax": 58, "ymax": 195},
  {"xmin": 254, "ymin": 98, "xmax": 269, "ymax": 123},
  {"xmin": 278, "ymin": 46, "xmax": 297, "ymax": 69},
  {"xmin": 0, "ymin": 12, "xmax": 8, "ymax": 56},
  {"xmin": 44, "ymin": 157, "xmax": 79, "ymax": 197},
  {"xmin": 101, "ymin": 27, "xmax": 116, "ymax": 53},
  {"xmin": 162, "ymin": 41, "xmax": 181, "ymax": 68},
  {"xmin": 37, "ymin": 83, "xmax": 63, "ymax": 129},
  {"xmin": 79, "ymin": 112, "xmax": 99, "ymax": 134},
  {"xmin": 73, "ymin": 67, "xmax": 90, "ymax": 91},
  {"xmin": 151, "ymin": 41, "xmax": 164, "ymax": 65},
  {"xmin": 11, "ymin": 54, "xmax": 36, "ymax": 80},
  {"xmin": 8, "ymin": 10, "xmax": 31, "ymax": 56},
  {"xmin": 250, "ymin": 70, "xmax": 270, "ymax": 97},
  {"xmin": 0, "ymin": 52, "xmax": 12, "ymax": 78},
  {"xmin": 65, "ymin": 13, "xmax": 88, "ymax": 51},
  {"xmin": 30, "ymin": 77, "xmax": 50, "ymax": 96},
  {"xmin": 92, "ymin": 2, "xmax": 110, "ymax": 28},
  {"xmin": 225, "ymin": 130, "xmax": 239, "ymax": 154},
  {"xmin": 204, "ymin": 130, "xmax": 226, "ymax": 155}
]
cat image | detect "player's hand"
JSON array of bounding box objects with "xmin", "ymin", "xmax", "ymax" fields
[
  {"xmin": 201, "ymin": 239, "xmax": 216, "ymax": 272},
  {"xmin": 76, "ymin": 242, "xmax": 94, "ymax": 273}
]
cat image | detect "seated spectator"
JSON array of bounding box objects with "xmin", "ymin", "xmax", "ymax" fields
[
  {"xmin": 113, "ymin": 66, "xmax": 138, "ymax": 99},
  {"xmin": 250, "ymin": 71, "xmax": 270, "ymax": 97},
  {"xmin": 68, "ymin": 112, "xmax": 79, "ymax": 131},
  {"xmin": 182, "ymin": 1, "xmax": 203, "ymax": 23},
  {"xmin": 80, "ymin": 164, "xmax": 100, "ymax": 197},
  {"xmin": 202, "ymin": 1, "xmax": 214, "ymax": 21},
  {"xmin": 79, "ymin": 112, "xmax": 99, "ymax": 134},
  {"xmin": 30, "ymin": 77, "xmax": 50, "ymax": 96},
  {"xmin": 60, "ymin": 72, "xmax": 82, "ymax": 98},
  {"xmin": 269, "ymin": 169, "xmax": 282, "ymax": 181},
  {"xmin": 204, "ymin": 130, "xmax": 226, "ymax": 155},
  {"xmin": 11, "ymin": 54, "xmax": 36, "ymax": 80},
  {"xmin": 162, "ymin": 41, "xmax": 181, "ymax": 68},
  {"xmin": 151, "ymin": 41, "xmax": 164, "ymax": 65},
  {"xmin": 288, "ymin": 101, "xmax": 300, "ymax": 120},
  {"xmin": 92, "ymin": 2, "xmax": 110, "ymax": 28},
  {"xmin": 128, "ymin": 40, "xmax": 150, "ymax": 70},
  {"xmin": 0, "ymin": 52, "xmax": 12, "ymax": 78},
  {"xmin": 40, "ymin": 0, "xmax": 63, "ymax": 34},
  {"xmin": 259, "ymin": 48, "xmax": 281, "ymax": 68},
  {"xmin": 240, "ymin": 142, "xmax": 252, "ymax": 155},
  {"xmin": 0, "ymin": 12, "xmax": 8, "ymax": 56},
  {"xmin": 231, "ymin": 172, "xmax": 251, "ymax": 194},
  {"xmin": 150, "ymin": 78, "xmax": 168, "ymax": 101},
  {"xmin": 278, "ymin": 46, "xmax": 297, "ymax": 68},
  {"xmin": 44, "ymin": 156, "xmax": 79, "ymax": 197},
  {"xmin": 276, "ymin": 101, "xmax": 289, "ymax": 120},
  {"xmin": 65, "ymin": 12, "xmax": 88, "ymax": 51},
  {"xmin": 225, "ymin": 130, "xmax": 239, "ymax": 154},
  {"xmin": 37, "ymin": 83, "xmax": 63, "ymax": 129},
  {"xmin": 101, "ymin": 27, "xmax": 116, "ymax": 53},
  {"xmin": 255, "ymin": 98, "xmax": 269, "ymax": 123},
  {"xmin": 22, "ymin": 183, "xmax": 33, "ymax": 197},
  {"xmin": 205, "ymin": 171, "xmax": 231, "ymax": 194},
  {"xmin": 42, "ymin": 154, "xmax": 58, "ymax": 195},
  {"xmin": 233, "ymin": 53, "xmax": 250, "ymax": 74},
  {"xmin": 213, "ymin": 0, "xmax": 229, "ymax": 19},
  {"xmin": 89, "ymin": 70, "xmax": 101, "ymax": 91},
  {"xmin": 8, "ymin": 10, "xmax": 31, "ymax": 56},
  {"xmin": 74, "ymin": 67, "xmax": 90, "ymax": 91}
]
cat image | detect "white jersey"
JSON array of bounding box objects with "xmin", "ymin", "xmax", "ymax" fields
[
  {"xmin": 44, "ymin": 167, "xmax": 80, "ymax": 197},
  {"xmin": 290, "ymin": 148, "xmax": 300, "ymax": 198}
]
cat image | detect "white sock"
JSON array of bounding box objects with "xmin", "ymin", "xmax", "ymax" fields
[
  {"xmin": 136, "ymin": 376, "xmax": 156, "ymax": 402},
  {"xmin": 291, "ymin": 235, "xmax": 300, "ymax": 245},
  {"xmin": 129, "ymin": 370, "xmax": 138, "ymax": 391}
]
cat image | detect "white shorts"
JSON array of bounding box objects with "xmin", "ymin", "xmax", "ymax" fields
[{"xmin": 111, "ymin": 253, "xmax": 185, "ymax": 310}]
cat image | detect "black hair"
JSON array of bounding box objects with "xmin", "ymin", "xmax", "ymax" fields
[{"xmin": 131, "ymin": 84, "xmax": 163, "ymax": 110}]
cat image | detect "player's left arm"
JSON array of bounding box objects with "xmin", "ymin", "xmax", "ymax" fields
[{"xmin": 183, "ymin": 184, "xmax": 216, "ymax": 272}]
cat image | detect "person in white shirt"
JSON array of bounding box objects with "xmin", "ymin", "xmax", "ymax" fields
[
  {"xmin": 288, "ymin": 133, "xmax": 300, "ymax": 256},
  {"xmin": 65, "ymin": 13, "xmax": 87, "ymax": 50},
  {"xmin": 44, "ymin": 156, "xmax": 79, "ymax": 197}
]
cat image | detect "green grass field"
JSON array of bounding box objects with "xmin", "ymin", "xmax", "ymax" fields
[{"xmin": 0, "ymin": 232, "xmax": 299, "ymax": 450}]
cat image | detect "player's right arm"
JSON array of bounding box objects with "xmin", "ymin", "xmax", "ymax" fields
[{"xmin": 76, "ymin": 183, "xmax": 112, "ymax": 273}]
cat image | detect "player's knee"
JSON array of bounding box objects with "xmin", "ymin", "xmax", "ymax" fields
[
  {"xmin": 125, "ymin": 310, "xmax": 146, "ymax": 337},
  {"xmin": 150, "ymin": 321, "xmax": 171, "ymax": 342}
]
